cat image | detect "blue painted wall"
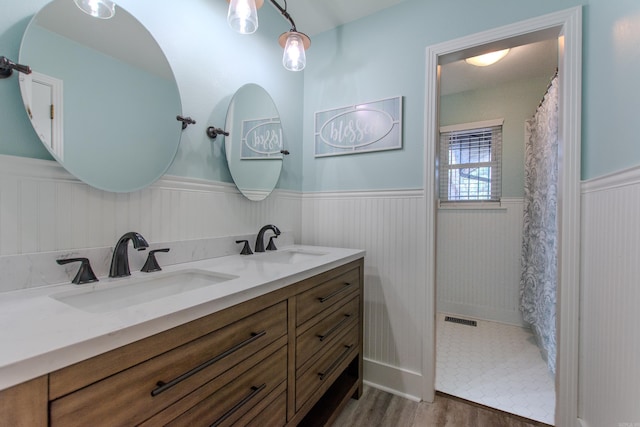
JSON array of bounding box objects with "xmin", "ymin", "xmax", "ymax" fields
[
  {"xmin": 0, "ymin": 0, "xmax": 304, "ymax": 190},
  {"xmin": 4, "ymin": 0, "xmax": 640, "ymax": 190},
  {"xmin": 440, "ymin": 76, "xmax": 552, "ymax": 198},
  {"xmin": 302, "ymin": 0, "xmax": 640, "ymax": 190}
]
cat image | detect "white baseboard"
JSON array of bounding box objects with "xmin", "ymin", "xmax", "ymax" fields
[{"xmin": 363, "ymin": 358, "xmax": 422, "ymax": 402}]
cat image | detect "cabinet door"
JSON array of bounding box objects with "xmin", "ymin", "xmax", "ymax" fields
[{"xmin": 0, "ymin": 376, "xmax": 47, "ymax": 427}]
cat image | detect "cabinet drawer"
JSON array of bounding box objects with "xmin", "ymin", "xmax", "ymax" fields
[
  {"xmin": 50, "ymin": 302, "xmax": 286, "ymax": 427},
  {"xmin": 296, "ymin": 296, "xmax": 359, "ymax": 369},
  {"xmin": 296, "ymin": 267, "xmax": 359, "ymax": 326},
  {"xmin": 165, "ymin": 346, "xmax": 287, "ymax": 427},
  {"xmin": 244, "ymin": 390, "xmax": 286, "ymax": 427},
  {"xmin": 295, "ymin": 324, "xmax": 359, "ymax": 411}
]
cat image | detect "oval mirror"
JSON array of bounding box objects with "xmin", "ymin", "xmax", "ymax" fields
[
  {"xmin": 225, "ymin": 84, "xmax": 284, "ymax": 201},
  {"xmin": 19, "ymin": 0, "xmax": 182, "ymax": 192}
]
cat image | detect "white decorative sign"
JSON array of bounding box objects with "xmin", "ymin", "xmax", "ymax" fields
[
  {"xmin": 241, "ymin": 117, "xmax": 283, "ymax": 160},
  {"xmin": 314, "ymin": 96, "xmax": 402, "ymax": 157}
]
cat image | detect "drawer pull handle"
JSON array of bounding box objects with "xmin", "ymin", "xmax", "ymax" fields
[
  {"xmin": 318, "ymin": 282, "xmax": 352, "ymax": 303},
  {"xmin": 210, "ymin": 383, "xmax": 267, "ymax": 427},
  {"xmin": 151, "ymin": 331, "xmax": 267, "ymax": 397},
  {"xmin": 318, "ymin": 344, "xmax": 354, "ymax": 381},
  {"xmin": 317, "ymin": 314, "xmax": 352, "ymax": 342}
]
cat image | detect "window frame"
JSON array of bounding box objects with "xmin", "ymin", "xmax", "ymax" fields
[{"xmin": 439, "ymin": 118, "xmax": 504, "ymax": 204}]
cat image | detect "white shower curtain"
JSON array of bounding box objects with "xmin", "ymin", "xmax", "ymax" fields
[{"xmin": 520, "ymin": 74, "xmax": 559, "ymax": 374}]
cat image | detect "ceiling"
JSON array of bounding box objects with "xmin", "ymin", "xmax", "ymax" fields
[
  {"xmin": 440, "ymin": 39, "xmax": 558, "ymax": 96},
  {"xmin": 285, "ymin": 0, "xmax": 408, "ymax": 36}
]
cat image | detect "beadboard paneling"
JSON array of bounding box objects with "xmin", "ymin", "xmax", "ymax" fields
[
  {"xmin": 0, "ymin": 155, "xmax": 301, "ymax": 256},
  {"xmin": 579, "ymin": 170, "xmax": 640, "ymax": 427},
  {"xmin": 436, "ymin": 199, "xmax": 525, "ymax": 326},
  {"xmin": 301, "ymin": 190, "xmax": 426, "ymax": 399}
]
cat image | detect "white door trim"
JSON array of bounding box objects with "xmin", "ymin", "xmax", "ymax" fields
[{"xmin": 422, "ymin": 7, "xmax": 582, "ymax": 427}]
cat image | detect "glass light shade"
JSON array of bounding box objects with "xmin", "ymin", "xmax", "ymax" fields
[
  {"xmin": 465, "ymin": 49, "xmax": 510, "ymax": 67},
  {"xmin": 281, "ymin": 32, "xmax": 308, "ymax": 72},
  {"xmin": 227, "ymin": 0, "xmax": 259, "ymax": 34},
  {"xmin": 74, "ymin": 0, "xmax": 116, "ymax": 19}
]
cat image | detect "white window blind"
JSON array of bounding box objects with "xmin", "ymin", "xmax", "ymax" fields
[{"xmin": 439, "ymin": 123, "xmax": 502, "ymax": 202}]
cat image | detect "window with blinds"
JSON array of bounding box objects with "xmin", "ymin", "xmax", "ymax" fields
[{"xmin": 439, "ymin": 122, "xmax": 502, "ymax": 202}]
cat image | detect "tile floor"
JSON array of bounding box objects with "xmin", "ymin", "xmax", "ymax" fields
[{"xmin": 436, "ymin": 313, "xmax": 555, "ymax": 425}]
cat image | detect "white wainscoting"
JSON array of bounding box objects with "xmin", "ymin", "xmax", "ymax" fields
[
  {"xmin": 579, "ymin": 166, "xmax": 640, "ymax": 427},
  {"xmin": 301, "ymin": 189, "xmax": 427, "ymax": 400},
  {"xmin": 436, "ymin": 198, "xmax": 525, "ymax": 326},
  {"xmin": 0, "ymin": 155, "xmax": 301, "ymax": 260}
]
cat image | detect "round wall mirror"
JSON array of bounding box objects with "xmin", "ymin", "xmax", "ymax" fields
[
  {"xmin": 225, "ymin": 84, "xmax": 284, "ymax": 201},
  {"xmin": 19, "ymin": 0, "xmax": 182, "ymax": 192}
]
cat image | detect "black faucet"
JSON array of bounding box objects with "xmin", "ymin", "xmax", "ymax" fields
[
  {"xmin": 109, "ymin": 232, "xmax": 149, "ymax": 278},
  {"xmin": 254, "ymin": 224, "xmax": 281, "ymax": 253}
]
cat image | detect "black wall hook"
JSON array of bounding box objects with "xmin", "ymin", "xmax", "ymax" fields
[
  {"xmin": 176, "ymin": 115, "xmax": 196, "ymax": 130},
  {"xmin": 0, "ymin": 56, "xmax": 32, "ymax": 79},
  {"xmin": 206, "ymin": 126, "xmax": 230, "ymax": 139}
]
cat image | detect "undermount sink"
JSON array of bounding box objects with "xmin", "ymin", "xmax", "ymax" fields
[
  {"xmin": 51, "ymin": 269, "xmax": 237, "ymax": 313},
  {"xmin": 258, "ymin": 249, "xmax": 328, "ymax": 264}
]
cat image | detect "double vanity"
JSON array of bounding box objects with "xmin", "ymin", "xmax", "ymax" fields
[
  {"xmin": 0, "ymin": 243, "xmax": 365, "ymax": 426},
  {"xmin": 2, "ymin": 0, "xmax": 363, "ymax": 424}
]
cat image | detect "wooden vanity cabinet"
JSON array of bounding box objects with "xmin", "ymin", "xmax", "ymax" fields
[
  {"xmin": 288, "ymin": 261, "xmax": 364, "ymax": 426},
  {"xmin": 49, "ymin": 302, "xmax": 288, "ymax": 426},
  {"xmin": 0, "ymin": 258, "xmax": 363, "ymax": 427},
  {"xmin": 0, "ymin": 376, "xmax": 47, "ymax": 427}
]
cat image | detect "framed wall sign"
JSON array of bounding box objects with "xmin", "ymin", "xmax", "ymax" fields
[
  {"xmin": 314, "ymin": 96, "xmax": 402, "ymax": 157},
  {"xmin": 241, "ymin": 117, "xmax": 284, "ymax": 160}
]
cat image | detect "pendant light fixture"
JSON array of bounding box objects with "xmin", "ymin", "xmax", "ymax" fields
[
  {"xmin": 227, "ymin": 0, "xmax": 263, "ymax": 34},
  {"xmin": 74, "ymin": 0, "xmax": 116, "ymax": 19},
  {"xmin": 465, "ymin": 49, "xmax": 510, "ymax": 67},
  {"xmin": 226, "ymin": 0, "xmax": 311, "ymax": 72},
  {"xmin": 279, "ymin": 30, "xmax": 310, "ymax": 72}
]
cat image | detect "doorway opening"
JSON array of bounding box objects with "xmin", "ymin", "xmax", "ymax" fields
[
  {"xmin": 435, "ymin": 37, "xmax": 558, "ymax": 424},
  {"xmin": 422, "ymin": 7, "xmax": 582, "ymax": 427}
]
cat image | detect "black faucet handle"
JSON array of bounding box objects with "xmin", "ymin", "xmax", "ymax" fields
[
  {"xmin": 57, "ymin": 258, "xmax": 99, "ymax": 285},
  {"xmin": 266, "ymin": 235, "xmax": 278, "ymax": 251},
  {"xmin": 141, "ymin": 248, "xmax": 170, "ymax": 273},
  {"xmin": 236, "ymin": 240, "xmax": 253, "ymax": 255}
]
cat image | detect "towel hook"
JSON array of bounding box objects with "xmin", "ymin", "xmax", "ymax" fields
[
  {"xmin": 176, "ymin": 115, "xmax": 196, "ymax": 130},
  {"xmin": 206, "ymin": 126, "xmax": 229, "ymax": 139}
]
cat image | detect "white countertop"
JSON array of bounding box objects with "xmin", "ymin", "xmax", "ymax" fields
[{"xmin": 0, "ymin": 245, "xmax": 364, "ymax": 391}]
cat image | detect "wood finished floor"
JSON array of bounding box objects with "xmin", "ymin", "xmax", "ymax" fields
[{"xmin": 330, "ymin": 386, "xmax": 552, "ymax": 427}]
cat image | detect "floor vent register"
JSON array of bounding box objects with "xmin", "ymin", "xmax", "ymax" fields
[{"xmin": 444, "ymin": 316, "xmax": 477, "ymax": 327}]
